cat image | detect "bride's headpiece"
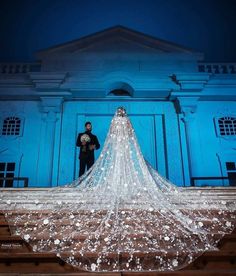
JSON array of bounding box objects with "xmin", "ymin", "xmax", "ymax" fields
[{"xmin": 116, "ymin": 107, "xmax": 127, "ymax": 117}]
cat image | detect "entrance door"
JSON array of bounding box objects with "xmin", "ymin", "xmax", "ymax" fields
[
  {"xmin": 82, "ymin": 114, "xmax": 157, "ymax": 170},
  {"xmin": 130, "ymin": 115, "xmax": 157, "ymax": 168}
]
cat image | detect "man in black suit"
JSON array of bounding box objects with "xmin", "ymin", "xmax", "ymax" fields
[{"xmin": 76, "ymin": 121, "xmax": 100, "ymax": 177}]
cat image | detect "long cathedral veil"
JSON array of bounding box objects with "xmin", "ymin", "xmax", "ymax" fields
[{"xmin": 1, "ymin": 107, "xmax": 236, "ymax": 272}]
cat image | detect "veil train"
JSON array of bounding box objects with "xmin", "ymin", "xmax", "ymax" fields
[{"xmin": 1, "ymin": 107, "xmax": 236, "ymax": 272}]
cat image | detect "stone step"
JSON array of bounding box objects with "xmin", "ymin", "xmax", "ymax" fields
[
  {"xmin": 1, "ymin": 232, "xmax": 236, "ymax": 240},
  {"xmin": 1, "ymin": 212, "xmax": 235, "ymax": 226},
  {"xmin": 0, "ymin": 249, "xmax": 235, "ymax": 259},
  {"xmin": 0, "ymin": 189, "xmax": 235, "ymax": 275},
  {"xmin": 0, "ymin": 251, "xmax": 236, "ymax": 274},
  {"xmin": 0, "ymin": 233, "xmax": 235, "ymax": 248},
  {"xmin": 3, "ymin": 272, "xmax": 236, "ymax": 276},
  {"xmin": 0, "ymin": 232, "xmax": 235, "ymax": 273}
]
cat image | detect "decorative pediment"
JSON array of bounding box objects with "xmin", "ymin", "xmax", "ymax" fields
[{"xmin": 37, "ymin": 26, "xmax": 199, "ymax": 58}]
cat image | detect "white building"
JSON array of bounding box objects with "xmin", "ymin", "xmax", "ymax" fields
[{"xmin": 0, "ymin": 26, "xmax": 236, "ymax": 188}]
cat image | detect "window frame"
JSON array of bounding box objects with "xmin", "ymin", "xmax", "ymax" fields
[
  {"xmin": 0, "ymin": 115, "xmax": 24, "ymax": 138},
  {"xmin": 225, "ymin": 161, "xmax": 236, "ymax": 186},
  {"xmin": 0, "ymin": 161, "xmax": 16, "ymax": 188},
  {"xmin": 214, "ymin": 115, "xmax": 236, "ymax": 140}
]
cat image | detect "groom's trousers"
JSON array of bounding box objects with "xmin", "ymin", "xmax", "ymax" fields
[{"xmin": 79, "ymin": 157, "xmax": 94, "ymax": 177}]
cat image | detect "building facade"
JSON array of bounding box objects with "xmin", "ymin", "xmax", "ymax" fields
[{"xmin": 0, "ymin": 26, "xmax": 236, "ymax": 188}]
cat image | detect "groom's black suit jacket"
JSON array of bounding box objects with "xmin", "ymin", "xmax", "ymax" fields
[{"xmin": 76, "ymin": 131, "xmax": 100, "ymax": 160}]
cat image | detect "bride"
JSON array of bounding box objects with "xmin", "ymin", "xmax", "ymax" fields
[{"xmin": 1, "ymin": 107, "xmax": 236, "ymax": 272}]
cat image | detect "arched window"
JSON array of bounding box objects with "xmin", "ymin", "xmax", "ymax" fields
[
  {"xmin": 218, "ymin": 117, "xmax": 236, "ymax": 136},
  {"xmin": 1, "ymin": 116, "xmax": 21, "ymax": 136},
  {"xmin": 108, "ymin": 89, "xmax": 131, "ymax": 96}
]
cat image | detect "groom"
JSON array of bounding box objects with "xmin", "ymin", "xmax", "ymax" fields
[{"xmin": 76, "ymin": 121, "xmax": 100, "ymax": 177}]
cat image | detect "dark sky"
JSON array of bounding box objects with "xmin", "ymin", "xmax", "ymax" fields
[{"xmin": 0, "ymin": 0, "xmax": 236, "ymax": 62}]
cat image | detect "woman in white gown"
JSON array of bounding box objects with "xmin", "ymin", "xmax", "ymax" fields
[{"xmin": 1, "ymin": 107, "xmax": 236, "ymax": 272}]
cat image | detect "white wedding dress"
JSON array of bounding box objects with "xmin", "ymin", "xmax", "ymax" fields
[{"xmin": 1, "ymin": 107, "xmax": 236, "ymax": 272}]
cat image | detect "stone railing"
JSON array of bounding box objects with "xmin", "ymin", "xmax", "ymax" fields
[
  {"xmin": 198, "ymin": 63, "xmax": 236, "ymax": 74},
  {"xmin": 0, "ymin": 62, "xmax": 41, "ymax": 74}
]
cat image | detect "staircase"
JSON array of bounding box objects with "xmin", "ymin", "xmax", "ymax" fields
[{"xmin": 0, "ymin": 187, "xmax": 236, "ymax": 275}]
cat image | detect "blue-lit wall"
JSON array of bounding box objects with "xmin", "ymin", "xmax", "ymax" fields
[
  {"xmin": 193, "ymin": 101, "xmax": 236, "ymax": 186},
  {"xmin": 0, "ymin": 99, "xmax": 235, "ymax": 188}
]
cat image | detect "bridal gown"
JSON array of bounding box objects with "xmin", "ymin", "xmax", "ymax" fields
[{"xmin": 1, "ymin": 107, "xmax": 236, "ymax": 272}]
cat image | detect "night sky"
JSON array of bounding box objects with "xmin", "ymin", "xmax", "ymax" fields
[{"xmin": 0, "ymin": 0, "xmax": 236, "ymax": 62}]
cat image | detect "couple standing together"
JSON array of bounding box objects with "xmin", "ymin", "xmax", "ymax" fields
[{"xmin": 76, "ymin": 122, "xmax": 100, "ymax": 177}]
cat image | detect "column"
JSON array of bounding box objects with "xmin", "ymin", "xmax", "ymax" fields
[
  {"xmin": 176, "ymin": 97, "xmax": 200, "ymax": 186},
  {"xmin": 37, "ymin": 97, "xmax": 63, "ymax": 186}
]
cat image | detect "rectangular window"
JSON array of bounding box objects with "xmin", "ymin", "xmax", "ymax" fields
[
  {"xmin": 226, "ymin": 162, "xmax": 236, "ymax": 186},
  {"xmin": 0, "ymin": 162, "xmax": 15, "ymax": 187},
  {"xmin": 226, "ymin": 162, "xmax": 236, "ymax": 170},
  {"xmin": 0, "ymin": 173, "xmax": 4, "ymax": 187}
]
